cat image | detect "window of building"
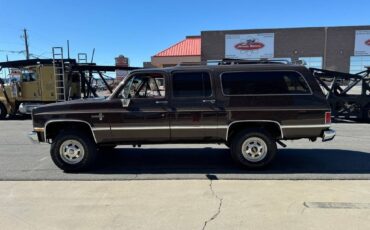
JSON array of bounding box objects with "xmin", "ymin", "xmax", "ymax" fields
[
  {"xmin": 349, "ymin": 56, "xmax": 370, "ymax": 74},
  {"xmin": 221, "ymin": 71, "xmax": 311, "ymax": 95},
  {"xmin": 172, "ymin": 72, "xmax": 212, "ymax": 98},
  {"xmin": 299, "ymin": 57, "xmax": 323, "ymax": 69}
]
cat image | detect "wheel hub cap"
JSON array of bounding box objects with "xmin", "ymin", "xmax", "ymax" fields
[
  {"xmin": 241, "ymin": 137, "xmax": 268, "ymax": 162},
  {"xmin": 59, "ymin": 140, "xmax": 85, "ymax": 164}
]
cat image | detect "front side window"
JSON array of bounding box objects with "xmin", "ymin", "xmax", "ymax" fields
[
  {"xmin": 172, "ymin": 72, "xmax": 212, "ymax": 98},
  {"xmin": 118, "ymin": 73, "xmax": 165, "ymax": 99},
  {"xmin": 221, "ymin": 71, "xmax": 311, "ymax": 95}
]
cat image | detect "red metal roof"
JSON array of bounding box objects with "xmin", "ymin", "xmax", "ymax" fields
[{"xmin": 154, "ymin": 36, "xmax": 201, "ymax": 57}]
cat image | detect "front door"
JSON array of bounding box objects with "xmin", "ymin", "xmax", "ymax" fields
[
  {"xmin": 169, "ymin": 71, "xmax": 219, "ymax": 141},
  {"xmin": 109, "ymin": 72, "xmax": 170, "ymax": 143}
]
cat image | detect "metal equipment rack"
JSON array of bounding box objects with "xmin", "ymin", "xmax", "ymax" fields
[
  {"xmin": 0, "ymin": 58, "xmax": 140, "ymax": 116},
  {"xmin": 52, "ymin": 47, "xmax": 66, "ymax": 101},
  {"xmin": 310, "ymin": 67, "xmax": 370, "ymax": 121}
]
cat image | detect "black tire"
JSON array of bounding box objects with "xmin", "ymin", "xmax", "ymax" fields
[
  {"xmin": 230, "ymin": 129, "xmax": 277, "ymax": 169},
  {"xmin": 362, "ymin": 107, "xmax": 370, "ymax": 123},
  {"xmin": 50, "ymin": 131, "xmax": 97, "ymax": 172},
  {"xmin": 0, "ymin": 102, "xmax": 7, "ymax": 120}
]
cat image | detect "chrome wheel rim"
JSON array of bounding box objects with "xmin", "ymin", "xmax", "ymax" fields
[
  {"xmin": 241, "ymin": 137, "xmax": 268, "ymax": 162},
  {"xmin": 59, "ymin": 140, "xmax": 85, "ymax": 164}
]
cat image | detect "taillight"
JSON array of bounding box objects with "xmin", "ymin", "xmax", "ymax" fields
[{"xmin": 325, "ymin": 112, "xmax": 331, "ymax": 124}]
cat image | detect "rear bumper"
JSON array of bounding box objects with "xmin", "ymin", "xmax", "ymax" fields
[
  {"xmin": 28, "ymin": 131, "xmax": 40, "ymax": 143},
  {"xmin": 322, "ymin": 129, "xmax": 336, "ymax": 142}
]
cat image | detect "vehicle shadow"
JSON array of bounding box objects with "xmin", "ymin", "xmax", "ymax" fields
[
  {"xmin": 3, "ymin": 114, "xmax": 31, "ymax": 120},
  {"xmin": 91, "ymin": 147, "xmax": 370, "ymax": 174}
]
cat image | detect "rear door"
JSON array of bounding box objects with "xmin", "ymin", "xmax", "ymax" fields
[{"xmin": 169, "ymin": 70, "xmax": 219, "ymax": 141}]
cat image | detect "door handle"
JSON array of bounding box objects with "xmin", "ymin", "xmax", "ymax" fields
[
  {"xmin": 155, "ymin": 100, "xmax": 168, "ymax": 105},
  {"xmin": 202, "ymin": 99, "xmax": 216, "ymax": 104}
]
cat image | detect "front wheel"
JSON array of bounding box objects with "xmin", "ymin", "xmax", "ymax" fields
[
  {"xmin": 230, "ymin": 129, "xmax": 277, "ymax": 169},
  {"xmin": 50, "ymin": 131, "xmax": 97, "ymax": 172}
]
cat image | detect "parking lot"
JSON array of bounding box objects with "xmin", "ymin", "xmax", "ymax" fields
[{"xmin": 1, "ymin": 120, "xmax": 370, "ymax": 180}]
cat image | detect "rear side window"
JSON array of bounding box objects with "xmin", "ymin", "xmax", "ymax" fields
[
  {"xmin": 172, "ymin": 72, "xmax": 212, "ymax": 97},
  {"xmin": 221, "ymin": 71, "xmax": 311, "ymax": 95}
]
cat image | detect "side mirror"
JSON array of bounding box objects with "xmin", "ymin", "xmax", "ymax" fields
[{"xmin": 121, "ymin": 98, "xmax": 131, "ymax": 108}]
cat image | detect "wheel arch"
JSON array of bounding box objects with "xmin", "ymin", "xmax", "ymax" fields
[
  {"xmin": 226, "ymin": 120, "xmax": 283, "ymax": 142},
  {"xmin": 44, "ymin": 120, "xmax": 97, "ymax": 143}
]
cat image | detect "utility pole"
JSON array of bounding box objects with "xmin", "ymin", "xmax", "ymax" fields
[
  {"xmin": 23, "ymin": 29, "xmax": 30, "ymax": 60},
  {"xmin": 91, "ymin": 48, "xmax": 95, "ymax": 63},
  {"xmin": 67, "ymin": 40, "xmax": 70, "ymax": 59},
  {"xmin": 323, "ymin": 27, "xmax": 328, "ymax": 69}
]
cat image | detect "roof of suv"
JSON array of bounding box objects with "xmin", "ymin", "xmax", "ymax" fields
[{"xmin": 138, "ymin": 63, "xmax": 309, "ymax": 73}]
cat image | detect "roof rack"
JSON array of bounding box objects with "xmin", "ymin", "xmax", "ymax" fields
[
  {"xmin": 176, "ymin": 58, "xmax": 294, "ymax": 67},
  {"xmin": 175, "ymin": 62, "xmax": 202, "ymax": 67},
  {"xmin": 219, "ymin": 58, "xmax": 291, "ymax": 65}
]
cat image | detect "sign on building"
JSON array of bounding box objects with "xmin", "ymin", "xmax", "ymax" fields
[
  {"xmin": 225, "ymin": 33, "xmax": 274, "ymax": 59},
  {"xmin": 355, "ymin": 30, "xmax": 370, "ymax": 56}
]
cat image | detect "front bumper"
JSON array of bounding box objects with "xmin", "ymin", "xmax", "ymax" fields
[
  {"xmin": 322, "ymin": 129, "xmax": 336, "ymax": 142},
  {"xmin": 28, "ymin": 131, "xmax": 40, "ymax": 143}
]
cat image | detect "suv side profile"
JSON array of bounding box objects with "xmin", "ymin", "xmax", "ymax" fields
[{"xmin": 29, "ymin": 60, "xmax": 335, "ymax": 172}]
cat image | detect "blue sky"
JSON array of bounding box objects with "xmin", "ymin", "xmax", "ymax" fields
[{"xmin": 0, "ymin": 0, "xmax": 369, "ymax": 67}]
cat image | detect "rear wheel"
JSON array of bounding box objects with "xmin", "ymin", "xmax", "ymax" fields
[
  {"xmin": 0, "ymin": 102, "xmax": 7, "ymax": 119},
  {"xmin": 50, "ymin": 131, "xmax": 97, "ymax": 172},
  {"xmin": 230, "ymin": 129, "xmax": 277, "ymax": 169}
]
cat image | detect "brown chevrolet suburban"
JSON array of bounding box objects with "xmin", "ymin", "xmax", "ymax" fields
[{"xmin": 29, "ymin": 59, "xmax": 335, "ymax": 172}]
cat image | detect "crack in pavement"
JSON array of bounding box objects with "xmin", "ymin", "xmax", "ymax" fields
[{"xmin": 202, "ymin": 176, "xmax": 223, "ymax": 230}]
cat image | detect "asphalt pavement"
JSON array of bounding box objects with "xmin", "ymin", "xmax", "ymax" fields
[{"xmin": 1, "ymin": 120, "xmax": 370, "ymax": 180}]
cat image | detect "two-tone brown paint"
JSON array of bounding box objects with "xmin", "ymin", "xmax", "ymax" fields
[{"xmin": 31, "ymin": 63, "xmax": 332, "ymax": 145}]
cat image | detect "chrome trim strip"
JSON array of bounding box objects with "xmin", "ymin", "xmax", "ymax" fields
[
  {"xmin": 111, "ymin": 126, "xmax": 169, "ymax": 130},
  {"xmin": 226, "ymin": 120, "xmax": 284, "ymax": 140},
  {"xmin": 44, "ymin": 119, "xmax": 98, "ymax": 144},
  {"xmin": 110, "ymin": 126, "xmax": 228, "ymax": 131},
  {"xmin": 92, "ymin": 127, "xmax": 111, "ymax": 131},
  {"xmin": 36, "ymin": 108, "xmax": 330, "ymax": 116},
  {"xmin": 171, "ymin": 126, "xmax": 223, "ymax": 129},
  {"xmin": 281, "ymin": 124, "xmax": 331, "ymax": 129}
]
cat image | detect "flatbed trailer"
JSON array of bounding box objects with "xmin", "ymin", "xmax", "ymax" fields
[{"xmin": 310, "ymin": 67, "xmax": 370, "ymax": 121}]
